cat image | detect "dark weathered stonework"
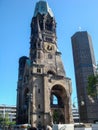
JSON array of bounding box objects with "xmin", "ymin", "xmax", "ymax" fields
[{"xmin": 16, "ymin": 1, "xmax": 73, "ymax": 128}]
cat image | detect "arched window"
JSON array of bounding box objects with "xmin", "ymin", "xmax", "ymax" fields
[
  {"xmin": 48, "ymin": 54, "xmax": 52, "ymax": 59},
  {"xmin": 51, "ymin": 85, "xmax": 65, "ymax": 108},
  {"xmin": 47, "ymin": 70, "xmax": 55, "ymax": 75},
  {"xmin": 53, "ymin": 95, "xmax": 58, "ymax": 105},
  {"xmin": 51, "ymin": 94, "xmax": 58, "ymax": 107}
]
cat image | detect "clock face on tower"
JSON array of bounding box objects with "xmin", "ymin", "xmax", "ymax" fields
[{"xmin": 44, "ymin": 42, "xmax": 55, "ymax": 52}]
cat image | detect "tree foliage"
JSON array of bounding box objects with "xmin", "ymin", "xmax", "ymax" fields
[
  {"xmin": 87, "ymin": 75, "xmax": 98, "ymax": 97},
  {"xmin": 0, "ymin": 113, "xmax": 16, "ymax": 127},
  {"xmin": 5, "ymin": 113, "xmax": 10, "ymax": 126},
  {"xmin": 53, "ymin": 110, "xmax": 59, "ymax": 123},
  {"xmin": 0, "ymin": 114, "xmax": 3, "ymax": 125}
]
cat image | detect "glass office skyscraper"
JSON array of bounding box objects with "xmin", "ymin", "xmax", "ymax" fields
[{"xmin": 71, "ymin": 31, "xmax": 98, "ymax": 123}]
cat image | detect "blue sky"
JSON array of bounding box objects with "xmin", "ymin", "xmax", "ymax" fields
[{"xmin": 0, "ymin": 0, "xmax": 98, "ymax": 106}]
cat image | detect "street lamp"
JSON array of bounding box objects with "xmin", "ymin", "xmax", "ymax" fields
[{"xmin": 73, "ymin": 97, "xmax": 85, "ymax": 124}]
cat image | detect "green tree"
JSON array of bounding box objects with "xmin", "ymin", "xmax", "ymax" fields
[
  {"xmin": 53, "ymin": 110, "xmax": 59, "ymax": 123},
  {"xmin": 0, "ymin": 113, "xmax": 16, "ymax": 128},
  {"xmin": 0, "ymin": 114, "xmax": 3, "ymax": 125},
  {"xmin": 87, "ymin": 75, "xmax": 98, "ymax": 97},
  {"xmin": 4, "ymin": 113, "xmax": 10, "ymax": 126}
]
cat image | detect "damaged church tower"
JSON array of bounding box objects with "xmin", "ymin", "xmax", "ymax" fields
[{"xmin": 16, "ymin": 0, "xmax": 73, "ymax": 128}]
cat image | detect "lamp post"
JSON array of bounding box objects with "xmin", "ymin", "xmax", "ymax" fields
[{"xmin": 73, "ymin": 97, "xmax": 85, "ymax": 124}]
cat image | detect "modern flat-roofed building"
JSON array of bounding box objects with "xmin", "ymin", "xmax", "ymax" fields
[
  {"xmin": 71, "ymin": 31, "xmax": 98, "ymax": 123},
  {"xmin": 0, "ymin": 105, "xmax": 16, "ymax": 122},
  {"xmin": 72, "ymin": 107, "xmax": 79, "ymax": 123}
]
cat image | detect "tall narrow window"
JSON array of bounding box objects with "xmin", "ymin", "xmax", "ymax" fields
[
  {"xmin": 38, "ymin": 104, "xmax": 40, "ymax": 109},
  {"xmin": 37, "ymin": 68, "xmax": 41, "ymax": 73},
  {"xmin": 38, "ymin": 89, "xmax": 40, "ymax": 93},
  {"xmin": 48, "ymin": 54, "xmax": 52, "ymax": 59},
  {"xmin": 38, "ymin": 52, "xmax": 40, "ymax": 59},
  {"xmin": 53, "ymin": 95, "xmax": 58, "ymax": 105},
  {"xmin": 38, "ymin": 43, "xmax": 40, "ymax": 48}
]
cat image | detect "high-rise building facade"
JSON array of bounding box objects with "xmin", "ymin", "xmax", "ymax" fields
[
  {"xmin": 71, "ymin": 31, "xmax": 98, "ymax": 123},
  {"xmin": 16, "ymin": 1, "xmax": 73, "ymax": 128}
]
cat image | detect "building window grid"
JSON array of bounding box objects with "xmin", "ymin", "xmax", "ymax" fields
[{"xmin": 0, "ymin": 106, "xmax": 16, "ymax": 121}]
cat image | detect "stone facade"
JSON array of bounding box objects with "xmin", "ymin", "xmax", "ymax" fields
[{"xmin": 16, "ymin": 1, "xmax": 73, "ymax": 128}]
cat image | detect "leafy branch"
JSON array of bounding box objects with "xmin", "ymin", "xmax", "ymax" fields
[
  {"xmin": 0, "ymin": 113, "xmax": 16, "ymax": 127},
  {"xmin": 87, "ymin": 75, "xmax": 98, "ymax": 97}
]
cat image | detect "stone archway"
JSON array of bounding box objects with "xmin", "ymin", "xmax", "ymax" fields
[{"xmin": 50, "ymin": 85, "xmax": 69, "ymax": 124}]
